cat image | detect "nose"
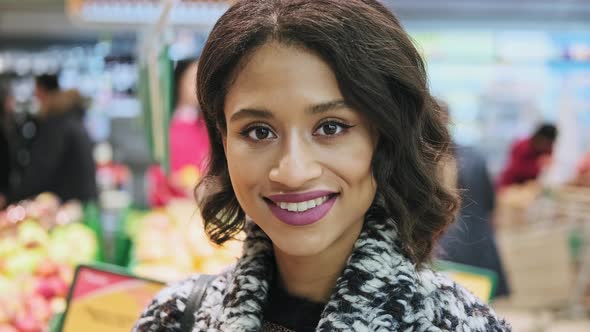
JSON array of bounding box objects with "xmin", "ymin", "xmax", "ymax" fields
[{"xmin": 268, "ymin": 135, "xmax": 322, "ymax": 189}]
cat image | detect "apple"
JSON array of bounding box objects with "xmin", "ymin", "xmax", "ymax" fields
[
  {"xmin": 34, "ymin": 278, "xmax": 55, "ymax": 300},
  {"xmin": 55, "ymin": 201, "xmax": 83, "ymax": 225},
  {"xmin": 34, "ymin": 260, "xmax": 58, "ymax": 278},
  {"xmin": 0, "ymin": 239, "xmax": 19, "ymax": 259},
  {"xmin": 16, "ymin": 222, "xmax": 48, "ymax": 249},
  {"xmin": 45, "ymin": 276, "xmax": 68, "ymax": 298},
  {"xmin": 46, "ymin": 241, "xmax": 69, "ymax": 265},
  {"xmin": 49, "ymin": 224, "xmax": 97, "ymax": 264},
  {"xmin": 0, "ymin": 273, "xmax": 14, "ymax": 289},
  {"xmin": 25, "ymin": 295, "xmax": 51, "ymax": 322},
  {"xmin": 4, "ymin": 249, "xmax": 45, "ymax": 277},
  {"xmin": 0, "ymin": 324, "xmax": 18, "ymax": 332},
  {"xmin": 0, "ymin": 286, "xmax": 22, "ymax": 323},
  {"xmin": 0, "ymin": 303, "xmax": 11, "ymax": 324},
  {"xmin": 34, "ymin": 193, "xmax": 60, "ymax": 215},
  {"xmin": 12, "ymin": 313, "xmax": 43, "ymax": 332}
]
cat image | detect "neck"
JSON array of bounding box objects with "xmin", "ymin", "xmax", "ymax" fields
[{"xmin": 272, "ymin": 221, "xmax": 363, "ymax": 303}]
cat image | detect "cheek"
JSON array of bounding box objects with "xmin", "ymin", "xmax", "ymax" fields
[
  {"xmin": 320, "ymin": 136, "xmax": 375, "ymax": 187},
  {"xmin": 225, "ymin": 138, "xmax": 271, "ymax": 199}
]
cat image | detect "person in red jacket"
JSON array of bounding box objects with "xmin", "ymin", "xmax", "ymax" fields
[
  {"xmin": 498, "ymin": 123, "xmax": 558, "ymax": 189},
  {"xmin": 573, "ymin": 148, "xmax": 590, "ymax": 186}
]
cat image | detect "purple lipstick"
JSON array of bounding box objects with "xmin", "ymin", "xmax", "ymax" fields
[{"xmin": 265, "ymin": 190, "xmax": 337, "ymax": 226}]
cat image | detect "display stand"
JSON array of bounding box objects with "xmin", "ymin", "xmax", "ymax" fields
[{"xmin": 435, "ymin": 260, "xmax": 498, "ymax": 303}]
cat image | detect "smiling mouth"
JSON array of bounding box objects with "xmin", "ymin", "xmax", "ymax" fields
[{"xmin": 266, "ymin": 194, "xmax": 337, "ymax": 213}]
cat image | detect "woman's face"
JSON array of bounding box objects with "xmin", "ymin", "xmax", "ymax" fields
[{"xmin": 224, "ymin": 42, "xmax": 377, "ymax": 257}]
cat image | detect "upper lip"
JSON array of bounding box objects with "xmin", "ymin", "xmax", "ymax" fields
[{"xmin": 266, "ymin": 190, "xmax": 337, "ymax": 203}]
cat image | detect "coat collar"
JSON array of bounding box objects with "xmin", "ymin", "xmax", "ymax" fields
[{"xmin": 216, "ymin": 209, "xmax": 421, "ymax": 331}]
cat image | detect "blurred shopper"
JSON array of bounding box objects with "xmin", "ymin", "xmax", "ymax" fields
[
  {"xmin": 437, "ymin": 100, "xmax": 510, "ymax": 298},
  {"xmin": 498, "ymin": 123, "xmax": 558, "ymax": 189},
  {"xmin": 0, "ymin": 78, "xmax": 41, "ymax": 208},
  {"xmin": 574, "ymin": 148, "xmax": 590, "ymax": 186},
  {"xmin": 170, "ymin": 58, "xmax": 210, "ymax": 175},
  {"xmin": 5, "ymin": 74, "xmax": 97, "ymax": 204},
  {"xmin": 148, "ymin": 59, "xmax": 210, "ymax": 206},
  {"xmin": 0, "ymin": 81, "xmax": 13, "ymax": 207}
]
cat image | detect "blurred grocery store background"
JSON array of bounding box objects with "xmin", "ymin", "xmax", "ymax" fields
[{"xmin": 1, "ymin": 1, "xmax": 590, "ymax": 331}]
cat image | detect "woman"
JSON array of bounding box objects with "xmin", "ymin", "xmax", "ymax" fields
[
  {"xmin": 148, "ymin": 59, "xmax": 210, "ymax": 206},
  {"xmin": 134, "ymin": 0, "xmax": 511, "ymax": 331},
  {"xmin": 170, "ymin": 58, "xmax": 210, "ymax": 175}
]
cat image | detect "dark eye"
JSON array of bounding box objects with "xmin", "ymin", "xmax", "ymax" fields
[
  {"xmin": 246, "ymin": 126, "xmax": 277, "ymax": 140},
  {"xmin": 314, "ymin": 121, "xmax": 351, "ymax": 136}
]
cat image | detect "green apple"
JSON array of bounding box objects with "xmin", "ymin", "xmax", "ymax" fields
[
  {"xmin": 4, "ymin": 249, "xmax": 45, "ymax": 277},
  {"xmin": 0, "ymin": 239, "xmax": 19, "ymax": 259},
  {"xmin": 49, "ymin": 224, "xmax": 97, "ymax": 264},
  {"xmin": 17, "ymin": 221, "xmax": 48, "ymax": 249}
]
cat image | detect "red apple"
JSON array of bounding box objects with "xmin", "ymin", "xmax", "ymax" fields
[
  {"xmin": 12, "ymin": 313, "xmax": 42, "ymax": 332},
  {"xmin": 24, "ymin": 295, "xmax": 51, "ymax": 323},
  {"xmin": 34, "ymin": 261, "xmax": 57, "ymax": 278},
  {"xmin": 46, "ymin": 276, "xmax": 68, "ymax": 298},
  {"xmin": 33, "ymin": 279, "xmax": 55, "ymax": 300},
  {"xmin": 0, "ymin": 324, "xmax": 18, "ymax": 332}
]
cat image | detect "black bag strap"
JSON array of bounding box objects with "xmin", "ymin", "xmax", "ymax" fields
[{"xmin": 179, "ymin": 274, "xmax": 215, "ymax": 331}]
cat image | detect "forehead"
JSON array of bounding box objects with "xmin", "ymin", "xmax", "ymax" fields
[{"xmin": 224, "ymin": 42, "xmax": 343, "ymax": 115}]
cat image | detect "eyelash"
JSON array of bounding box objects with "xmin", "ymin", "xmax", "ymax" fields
[
  {"xmin": 239, "ymin": 123, "xmax": 275, "ymax": 140},
  {"xmin": 314, "ymin": 120, "xmax": 354, "ymax": 137},
  {"xmin": 239, "ymin": 120, "xmax": 354, "ymax": 141}
]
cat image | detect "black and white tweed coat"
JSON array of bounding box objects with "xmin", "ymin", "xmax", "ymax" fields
[{"xmin": 133, "ymin": 213, "xmax": 511, "ymax": 331}]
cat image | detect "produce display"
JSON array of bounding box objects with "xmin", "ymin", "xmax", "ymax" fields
[
  {"xmin": 127, "ymin": 200, "xmax": 243, "ymax": 282},
  {"xmin": 0, "ymin": 194, "xmax": 99, "ymax": 332}
]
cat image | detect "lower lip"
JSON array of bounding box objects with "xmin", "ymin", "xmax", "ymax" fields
[{"xmin": 266, "ymin": 196, "xmax": 337, "ymax": 226}]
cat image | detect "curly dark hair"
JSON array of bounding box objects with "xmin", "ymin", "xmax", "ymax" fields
[{"xmin": 196, "ymin": 0, "xmax": 459, "ymax": 264}]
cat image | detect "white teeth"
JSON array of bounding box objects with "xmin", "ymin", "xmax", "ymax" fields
[
  {"xmin": 297, "ymin": 201, "xmax": 308, "ymax": 211},
  {"xmin": 314, "ymin": 197, "xmax": 324, "ymax": 206},
  {"xmin": 287, "ymin": 203, "xmax": 298, "ymax": 212},
  {"xmin": 274, "ymin": 195, "xmax": 331, "ymax": 213}
]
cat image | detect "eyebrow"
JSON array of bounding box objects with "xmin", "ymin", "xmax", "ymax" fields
[
  {"xmin": 229, "ymin": 99, "xmax": 349, "ymax": 123},
  {"xmin": 308, "ymin": 99, "xmax": 349, "ymax": 114},
  {"xmin": 229, "ymin": 108, "xmax": 273, "ymax": 123}
]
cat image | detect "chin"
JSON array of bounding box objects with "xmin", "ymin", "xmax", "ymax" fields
[{"xmin": 267, "ymin": 227, "xmax": 332, "ymax": 258}]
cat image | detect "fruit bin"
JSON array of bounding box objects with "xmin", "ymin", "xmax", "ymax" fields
[
  {"xmin": 0, "ymin": 193, "xmax": 102, "ymax": 332},
  {"xmin": 123, "ymin": 199, "xmax": 243, "ymax": 283}
]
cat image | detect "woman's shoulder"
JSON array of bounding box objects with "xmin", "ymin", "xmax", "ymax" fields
[
  {"xmin": 413, "ymin": 268, "xmax": 512, "ymax": 331},
  {"xmin": 132, "ymin": 271, "xmax": 230, "ymax": 332}
]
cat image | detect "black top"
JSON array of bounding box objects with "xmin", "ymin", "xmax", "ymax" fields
[
  {"xmin": 262, "ymin": 279, "xmax": 326, "ymax": 332},
  {"xmin": 7, "ymin": 111, "xmax": 97, "ymax": 204},
  {"xmin": 0, "ymin": 125, "xmax": 10, "ymax": 194},
  {"xmin": 438, "ymin": 144, "xmax": 510, "ymax": 297}
]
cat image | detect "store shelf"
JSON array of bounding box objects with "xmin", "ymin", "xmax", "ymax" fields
[{"xmin": 67, "ymin": 0, "xmax": 231, "ymax": 28}]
